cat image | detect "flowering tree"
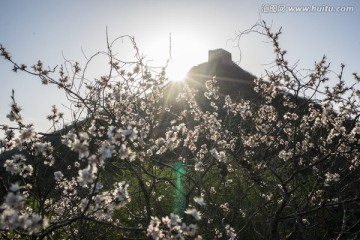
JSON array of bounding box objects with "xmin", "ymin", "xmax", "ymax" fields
[{"xmin": 1, "ymin": 21, "xmax": 360, "ymax": 239}]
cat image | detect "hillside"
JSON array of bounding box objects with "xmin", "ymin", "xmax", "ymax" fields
[
  {"xmin": 164, "ymin": 48, "xmax": 257, "ymax": 111},
  {"xmin": 186, "ymin": 49, "xmax": 256, "ymax": 100}
]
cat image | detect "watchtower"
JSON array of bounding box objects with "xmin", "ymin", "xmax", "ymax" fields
[{"xmin": 208, "ymin": 49, "xmax": 232, "ymax": 64}]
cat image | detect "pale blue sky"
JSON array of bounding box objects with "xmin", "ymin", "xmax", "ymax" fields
[{"xmin": 1, "ymin": 0, "xmax": 359, "ymax": 131}]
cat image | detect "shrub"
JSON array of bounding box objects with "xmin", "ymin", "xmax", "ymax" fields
[{"xmin": 1, "ymin": 21, "xmax": 359, "ymax": 239}]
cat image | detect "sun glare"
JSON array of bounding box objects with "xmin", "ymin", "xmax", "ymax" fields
[
  {"xmin": 166, "ymin": 60, "xmax": 190, "ymax": 82},
  {"xmin": 166, "ymin": 34, "xmax": 208, "ymax": 82},
  {"xmin": 143, "ymin": 32, "xmax": 208, "ymax": 83}
]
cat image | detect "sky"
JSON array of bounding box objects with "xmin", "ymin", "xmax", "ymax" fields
[{"xmin": 1, "ymin": 0, "xmax": 359, "ymax": 132}]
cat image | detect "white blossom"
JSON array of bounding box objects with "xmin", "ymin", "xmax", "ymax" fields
[{"xmin": 185, "ymin": 208, "xmax": 202, "ymax": 220}]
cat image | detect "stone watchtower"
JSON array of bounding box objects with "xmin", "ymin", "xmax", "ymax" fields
[{"xmin": 208, "ymin": 49, "xmax": 232, "ymax": 64}]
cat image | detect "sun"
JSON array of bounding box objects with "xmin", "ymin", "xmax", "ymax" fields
[
  {"xmin": 165, "ymin": 59, "xmax": 190, "ymax": 82},
  {"xmin": 142, "ymin": 32, "xmax": 208, "ymax": 83},
  {"xmin": 166, "ymin": 34, "xmax": 208, "ymax": 82}
]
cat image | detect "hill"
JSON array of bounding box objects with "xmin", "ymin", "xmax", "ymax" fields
[
  {"xmin": 186, "ymin": 48, "xmax": 256, "ymax": 99},
  {"xmin": 164, "ymin": 48, "xmax": 257, "ymax": 113}
]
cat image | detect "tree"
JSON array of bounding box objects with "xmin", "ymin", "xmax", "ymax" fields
[{"xmin": 1, "ymin": 21, "xmax": 359, "ymax": 239}]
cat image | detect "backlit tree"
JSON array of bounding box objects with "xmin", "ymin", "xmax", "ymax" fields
[{"xmin": 1, "ymin": 21, "xmax": 359, "ymax": 239}]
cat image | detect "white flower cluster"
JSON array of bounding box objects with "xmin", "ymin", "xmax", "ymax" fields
[
  {"xmin": 62, "ymin": 131, "xmax": 90, "ymax": 160},
  {"xmin": 210, "ymin": 148, "xmax": 227, "ymax": 163},
  {"xmin": 204, "ymin": 77, "xmax": 219, "ymax": 100},
  {"xmin": 147, "ymin": 214, "xmax": 200, "ymax": 240},
  {"xmin": 224, "ymin": 95, "xmax": 253, "ymax": 118},
  {"xmin": 4, "ymin": 154, "xmax": 33, "ymax": 177},
  {"xmin": 147, "ymin": 196, "xmax": 205, "ymax": 239},
  {"xmin": 79, "ymin": 181, "xmax": 130, "ymax": 220},
  {"xmin": 77, "ymin": 163, "xmax": 98, "ymax": 187},
  {"xmin": 324, "ymin": 172, "xmax": 340, "ymax": 186},
  {"xmin": 0, "ymin": 184, "xmax": 49, "ymax": 234}
]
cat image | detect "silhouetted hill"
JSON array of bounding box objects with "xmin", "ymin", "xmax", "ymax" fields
[
  {"xmin": 164, "ymin": 49, "xmax": 257, "ymax": 111},
  {"xmin": 186, "ymin": 58, "xmax": 256, "ymax": 100}
]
